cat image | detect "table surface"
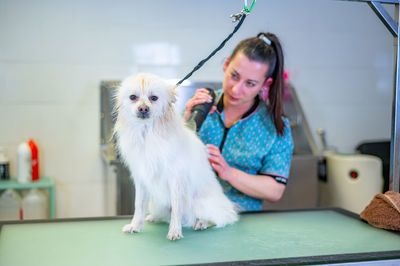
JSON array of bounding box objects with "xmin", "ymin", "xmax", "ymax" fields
[{"xmin": 0, "ymin": 209, "xmax": 399, "ymax": 266}]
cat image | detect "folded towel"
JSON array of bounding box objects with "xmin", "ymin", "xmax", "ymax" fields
[{"xmin": 360, "ymin": 191, "xmax": 400, "ymax": 231}]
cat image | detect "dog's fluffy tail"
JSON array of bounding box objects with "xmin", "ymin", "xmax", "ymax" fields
[{"xmin": 195, "ymin": 187, "xmax": 239, "ymax": 228}]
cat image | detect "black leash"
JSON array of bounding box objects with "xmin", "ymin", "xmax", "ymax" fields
[{"xmin": 174, "ymin": 12, "xmax": 247, "ymax": 88}]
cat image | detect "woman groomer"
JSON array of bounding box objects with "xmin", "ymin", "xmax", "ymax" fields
[{"xmin": 183, "ymin": 32, "xmax": 294, "ymax": 211}]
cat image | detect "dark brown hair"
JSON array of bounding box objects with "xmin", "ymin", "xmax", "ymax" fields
[{"xmin": 230, "ymin": 32, "xmax": 286, "ymax": 135}]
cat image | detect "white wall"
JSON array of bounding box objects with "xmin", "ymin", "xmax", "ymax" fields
[{"xmin": 0, "ymin": 0, "xmax": 394, "ymax": 217}]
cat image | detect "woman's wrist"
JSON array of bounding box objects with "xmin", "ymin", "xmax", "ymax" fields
[
  {"xmin": 183, "ymin": 109, "xmax": 190, "ymax": 122},
  {"xmin": 221, "ymin": 166, "xmax": 239, "ymax": 183}
]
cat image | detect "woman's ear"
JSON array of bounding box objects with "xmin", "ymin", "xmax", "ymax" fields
[
  {"xmin": 223, "ymin": 56, "xmax": 231, "ymax": 72},
  {"xmin": 265, "ymin": 77, "xmax": 273, "ymax": 88},
  {"xmin": 260, "ymin": 77, "xmax": 273, "ymax": 101}
]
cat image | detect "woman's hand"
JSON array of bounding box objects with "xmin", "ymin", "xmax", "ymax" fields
[
  {"xmin": 206, "ymin": 144, "xmax": 234, "ymax": 182},
  {"xmin": 183, "ymin": 88, "xmax": 216, "ymax": 122},
  {"xmin": 207, "ymin": 145, "xmax": 286, "ymax": 203}
]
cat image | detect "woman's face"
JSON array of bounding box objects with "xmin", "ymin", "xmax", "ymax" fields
[{"xmin": 222, "ymin": 51, "xmax": 269, "ymax": 109}]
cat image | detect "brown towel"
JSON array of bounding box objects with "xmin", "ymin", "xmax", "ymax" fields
[{"xmin": 360, "ymin": 191, "xmax": 400, "ymax": 231}]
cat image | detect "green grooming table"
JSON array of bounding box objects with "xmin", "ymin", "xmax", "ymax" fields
[{"xmin": 0, "ymin": 208, "xmax": 399, "ymax": 265}]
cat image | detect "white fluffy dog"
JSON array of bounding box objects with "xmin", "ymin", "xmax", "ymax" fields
[{"xmin": 114, "ymin": 73, "xmax": 238, "ymax": 240}]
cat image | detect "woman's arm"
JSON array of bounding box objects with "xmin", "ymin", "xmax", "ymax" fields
[{"xmin": 207, "ymin": 144, "xmax": 286, "ymax": 203}]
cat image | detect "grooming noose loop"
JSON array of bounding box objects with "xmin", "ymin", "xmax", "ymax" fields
[{"xmin": 244, "ymin": 0, "xmax": 256, "ymax": 13}]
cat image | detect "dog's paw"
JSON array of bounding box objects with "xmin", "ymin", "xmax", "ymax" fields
[
  {"xmin": 145, "ymin": 214, "xmax": 160, "ymax": 223},
  {"xmin": 122, "ymin": 222, "xmax": 143, "ymax": 233},
  {"xmin": 167, "ymin": 228, "xmax": 183, "ymax": 240},
  {"xmin": 193, "ymin": 219, "xmax": 209, "ymax": 231}
]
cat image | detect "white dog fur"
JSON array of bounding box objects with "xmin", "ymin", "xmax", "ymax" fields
[{"xmin": 114, "ymin": 73, "xmax": 238, "ymax": 240}]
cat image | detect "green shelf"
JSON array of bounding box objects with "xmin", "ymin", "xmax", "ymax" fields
[{"xmin": 0, "ymin": 177, "xmax": 55, "ymax": 218}]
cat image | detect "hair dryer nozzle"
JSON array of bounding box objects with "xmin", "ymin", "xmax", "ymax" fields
[{"xmin": 187, "ymin": 88, "xmax": 216, "ymax": 132}]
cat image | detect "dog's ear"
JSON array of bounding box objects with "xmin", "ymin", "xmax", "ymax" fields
[{"xmin": 167, "ymin": 85, "xmax": 177, "ymax": 104}]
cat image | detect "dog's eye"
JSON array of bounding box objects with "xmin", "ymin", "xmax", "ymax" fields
[
  {"xmin": 129, "ymin": 95, "xmax": 137, "ymax": 101},
  {"xmin": 149, "ymin": 95, "xmax": 158, "ymax": 102}
]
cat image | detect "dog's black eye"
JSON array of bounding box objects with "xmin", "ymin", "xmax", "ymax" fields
[
  {"xmin": 129, "ymin": 95, "xmax": 137, "ymax": 101},
  {"xmin": 149, "ymin": 95, "xmax": 158, "ymax": 102}
]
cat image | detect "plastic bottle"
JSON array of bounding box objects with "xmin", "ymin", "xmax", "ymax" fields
[
  {"xmin": 0, "ymin": 147, "xmax": 10, "ymax": 180},
  {"xmin": 28, "ymin": 139, "xmax": 39, "ymax": 181},
  {"xmin": 0, "ymin": 189, "xmax": 22, "ymax": 220},
  {"xmin": 17, "ymin": 142, "xmax": 31, "ymax": 184},
  {"xmin": 22, "ymin": 189, "xmax": 48, "ymax": 220}
]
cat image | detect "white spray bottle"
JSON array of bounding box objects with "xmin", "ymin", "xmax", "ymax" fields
[{"xmin": 17, "ymin": 142, "xmax": 31, "ymax": 183}]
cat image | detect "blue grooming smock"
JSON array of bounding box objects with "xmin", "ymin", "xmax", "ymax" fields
[{"xmin": 198, "ymin": 90, "xmax": 294, "ymax": 211}]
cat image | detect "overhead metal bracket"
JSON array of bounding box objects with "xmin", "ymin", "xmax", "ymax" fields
[
  {"xmin": 368, "ymin": 1, "xmax": 398, "ymax": 36},
  {"xmin": 337, "ymin": 0, "xmax": 398, "ymax": 36}
]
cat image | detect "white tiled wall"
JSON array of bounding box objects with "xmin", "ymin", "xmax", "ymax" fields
[{"xmin": 0, "ymin": 0, "xmax": 394, "ymax": 217}]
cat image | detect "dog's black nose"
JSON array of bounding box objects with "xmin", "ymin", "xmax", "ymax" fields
[
  {"xmin": 138, "ymin": 105, "xmax": 149, "ymax": 114},
  {"xmin": 137, "ymin": 105, "xmax": 150, "ymax": 119}
]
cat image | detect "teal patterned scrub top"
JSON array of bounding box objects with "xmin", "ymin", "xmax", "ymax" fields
[{"xmin": 198, "ymin": 90, "xmax": 294, "ymax": 211}]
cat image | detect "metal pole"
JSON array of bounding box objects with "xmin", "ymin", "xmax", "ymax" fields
[{"xmin": 390, "ymin": 3, "xmax": 400, "ymax": 192}]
